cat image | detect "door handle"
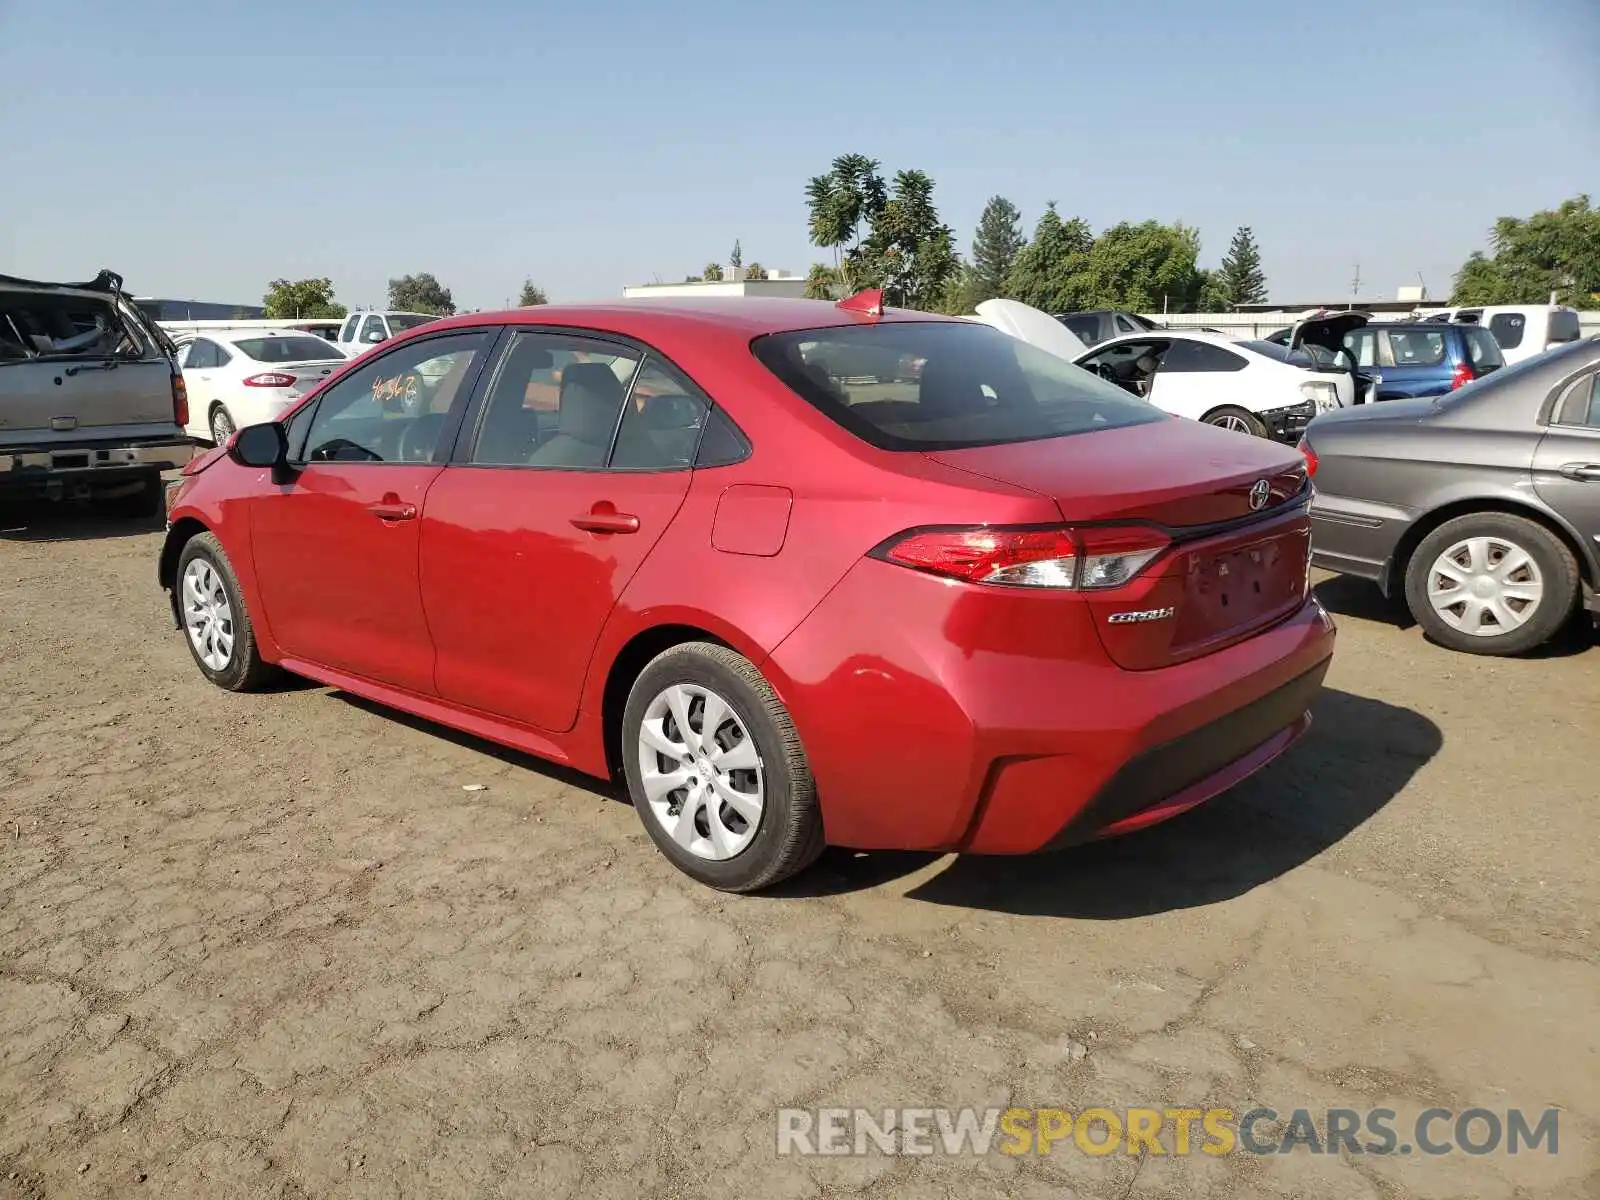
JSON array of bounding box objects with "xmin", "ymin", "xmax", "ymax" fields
[
  {"xmin": 1558, "ymin": 463, "xmax": 1600, "ymax": 482},
  {"xmin": 368, "ymin": 500, "xmax": 417, "ymax": 521},
  {"xmin": 571, "ymin": 505, "xmax": 640, "ymax": 534}
]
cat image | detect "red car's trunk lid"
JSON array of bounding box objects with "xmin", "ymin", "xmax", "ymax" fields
[{"xmin": 925, "ymin": 420, "xmax": 1312, "ymax": 670}]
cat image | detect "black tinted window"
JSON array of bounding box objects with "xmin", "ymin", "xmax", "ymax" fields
[
  {"xmin": 1060, "ymin": 314, "xmax": 1100, "ymax": 344},
  {"xmin": 1549, "ymin": 310, "xmax": 1581, "ymax": 343},
  {"xmin": 302, "ymin": 332, "xmax": 486, "ymax": 463},
  {"xmin": 387, "ymin": 314, "xmax": 440, "ymax": 334},
  {"xmin": 695, "ymin": 407, "xmax": 751, "ymax": 467},
  {"xmin": 752, "ymin": 320, "xmax": 1166, "ymax": 451},
  {"xmin": 1159, "ymin": 340, "xmax": 1247, "ymax": 372},
  {"xmin": 1488, "ymin": 312, "xmax": 1525, "ymax": 350},
  {"xmin": 231, "ymin": 336, "xmax": 341, "ymax": 362},
  {"xmin": 1463, "ymin": 327, "xmax": 1504, "ymax": 369}
]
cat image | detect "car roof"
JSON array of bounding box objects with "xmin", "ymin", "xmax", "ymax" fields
[
  {"xmin": 418, "ymin": 297, "xmax": 959, "ymax": 341},
  {"xmin": 205, "ymin": 327, "xmax": 334, "ymax": 344},
  {"xmin": 1094, "ymin": 328, "xmax": 1243, "ymax": 348}
]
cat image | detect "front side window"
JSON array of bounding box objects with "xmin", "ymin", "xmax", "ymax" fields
[
  {"xmin": 752, "ymin": 320, "xmax": 1166, "ymax": 451},
  {"xmin": 301, "ymin": 331, "xmax": 487, "ymax": 464},
  {"xmin": 360, "ymin": 315, "xmax": 387, "ymax": 344},
  {"xmin": 470, "ymin": 332, "xmax": 641, "ymax": 468}
]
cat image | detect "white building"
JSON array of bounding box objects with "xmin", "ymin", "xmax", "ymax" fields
[{"xmin": 622, "ymin": 269, "xmax": 809, "ymax": 301}]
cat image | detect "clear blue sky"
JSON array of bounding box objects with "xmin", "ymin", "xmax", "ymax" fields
[{"xmin": 2, "ymin": 0, "xmax": 1595, "ymax": 311}]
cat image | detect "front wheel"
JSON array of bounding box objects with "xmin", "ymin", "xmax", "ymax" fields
[
  {"xmin": 1403, "ymin": 513, "xmax": 1579, "ymax": 656},
  {"xmin": 1202, "ymin": 406, "xmax": 1267, "ymax": 438},
  {"xmin": 175, "ymin": 532, "xmax": 281, "ymax": 690},
  {"xmin": 621, "ymin": 642, "xmax": 823, "ymax": 892}
]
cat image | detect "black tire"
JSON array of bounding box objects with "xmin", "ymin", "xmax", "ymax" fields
[
  {"xmin": 621, "ymin": 642, "xmax": 824, "ymax": 892},
  {"xmin": 1403, "ymin": 512, "xmax": 1579, "ymax": 656},
  {"xmin": 174, "ymin": 532, "xmax": 281, "ymax": 691},
  {"xmin": 1202, "ymin": 406, "xmax": 1268, "ymax": 438}
]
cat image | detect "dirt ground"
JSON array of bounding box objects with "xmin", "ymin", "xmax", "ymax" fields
[{"xmin": 0, "ymin": 499, "xmax": 1596, "ymax": 1200}]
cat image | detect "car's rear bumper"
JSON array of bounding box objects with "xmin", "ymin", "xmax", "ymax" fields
[
  {"xmin": 2, "ymin": 436, "xmax": 195, "ymax": 487},
  {"xmin": 765, "ymin": 558, "xmax": 1338, "ymax": 854},
  {"xmin": 1308, "ymin": 491, "xmax": 1412, "ymax": 594}
]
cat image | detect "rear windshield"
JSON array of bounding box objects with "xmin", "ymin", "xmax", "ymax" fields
[
  {"xmin": 231, "ymin": 335, "xmax": 341, "ymax": 362},
  {"xmin": 751, "ymin": 320, "xmax": 1167, "ymax": 451},
  {"xmin": 1549, "ymin": 310, "xmax": 1581, "ymax": 344},
  {"xmin": 1462, "ymin": 326, "xmax": 1504, "ymax": 369},
  {"xmin": 387, "ymin": 314, "xmax": 440, "ymax": 334}
]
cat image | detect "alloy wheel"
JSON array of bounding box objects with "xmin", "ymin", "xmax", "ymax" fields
[
  {"xmin": 1425, "ymin": 536, "xmax": 1544, "ymax": 637},
  {"xmin": 210, "ymin": 407, "xmax": 236, "ymax": 444},
  {"xmin": 1207, "ymin": 413, "xmax": 1253, "ymax": 434},
  {"xmin": 636, "ymin": 683, "xmax": 765, "ymax": 861},
  {"xmin": 182, "ymin": 558, "xmax": 235, "ymax": 670}
]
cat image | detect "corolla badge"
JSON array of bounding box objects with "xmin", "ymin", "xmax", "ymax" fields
[
  {"xmin": 1248, "ymin": 479, "xmax": 1271, "ymax": 510},
  {"xmin": 1107, "ymin": 606, "xmax": 1176, "ymax": 624}
]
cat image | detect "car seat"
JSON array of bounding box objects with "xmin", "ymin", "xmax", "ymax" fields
[{"xmin": 526, "ymin": 362, "xmax": 625, "ymax": 467}]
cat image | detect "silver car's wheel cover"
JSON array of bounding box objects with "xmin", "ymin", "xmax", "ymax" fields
[
  {"xmin": 211, "ymin": 407, "xmax": 235, "ymax": 443},
  {"xmin": 1426, "ymin": 536, "xmax": 1544, "ymax": 637},
  {"xmin": 637, "ymin": 683, "xmax": 764, "ymax": 861},
  {"xmin": 1208, "ymin": 413, "xmax": 1252, "ymax": 434},
  {"xmin": 182, "ymin": 558, "xmax": 236, "ymax": 671}
]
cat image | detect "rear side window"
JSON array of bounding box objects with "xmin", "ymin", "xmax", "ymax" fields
[
  {"xmin": 1158, "ymin": 340, "xmax": 1247, "ymax": 373},
  {"xmin": 751, "ymin": 320, "xmax": 1166, "ymax": 451},
  {"xmin": 1488, "ymin": 312, "xmax": 1526, "ymax": 350},
  {"xmin": 1553, "ymin": 373, "xmax": 1600, "ymax": 428},
  {"xmin": 1462, "ymin": 327, "xmax": 1504, "ymax": 369},
  {"xmin": 1549, "ymin": 310, "xmax": 1581, "ymax": 344}
]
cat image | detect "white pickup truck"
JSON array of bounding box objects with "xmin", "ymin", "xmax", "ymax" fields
[{"xmin": 330, "ymin": 310, "xmax": 442, "ymax": 358}]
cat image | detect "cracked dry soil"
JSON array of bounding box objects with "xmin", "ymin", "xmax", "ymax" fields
[{"xmin": 0, "ymin": 505, "xmax": 1596, "ymax": 1200}]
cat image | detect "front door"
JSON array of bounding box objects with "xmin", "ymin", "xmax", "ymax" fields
[
  {"xmin": 1533, "ymin": 367, "xmax": 1600, "ymax": 570},
  {"xmin": 420, "ymin": 332, "xmax": 707, "ymax": 731},
  {"xmin": 248, "ymin": 329, "xmax": 492, "ymax": 693}
]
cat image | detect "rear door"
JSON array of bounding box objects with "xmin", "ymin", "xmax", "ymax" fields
[
  {"xmin": 1146, "ymin": 338, "xmax": 1250, "ymax": 421},
  {"xmin": 1532, "ymin": 366, "xmax": 1600, "ymax": 569},
  {"xmin": 420, "ymin": 332, "xmax": 704, "ymax": 732}
]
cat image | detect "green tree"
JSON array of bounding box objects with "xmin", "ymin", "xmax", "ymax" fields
[
  {"xmin": 804, "ymin": 263, "xmax": 839, "ymax": 300},
  {"xmin": 262, "ymin": 277, "xmax": 346, "ymax": 319},
  {"xmin": 862, "ymin": 170, "xmax": 958, "ymax": 310},
  {"xmin": 1209, "ymin": 226, "xmax": 1269, "ymax": 308},
  {"xmin": 970, "ymin": 195, "xmax": 1026, "ymax": 303},
  {"xmin": 1003, "ymin": 204, "xmax": 1094, "ymax": 311},
  {"xmin": 517, "ymin": 279, "xmax": 548, "ymax": 306},
  {"xmin": 1079, "ymin": 220, "xmax": 1205, "ymax": 312},
  {"xmin": 743, "ymin": 261, "xmax": 764, "ymax": 281},
  {"xmin": 806, "ymin": 153, "xmax": 888, "ymax": 291},
  {"xmin": 730, "ymin": 240, "xmax": 742, "ymax": 271},
  {"xmin": 702, "ymin": 262, "xmax": 725, "ymax": 282},
  {"xmin": 387, "ymin": 273, "xmax": 455, "ymax": 315},
  {"xmin": 1452, "ymin": 196, "xmax": 1600, "ymax": 305}
]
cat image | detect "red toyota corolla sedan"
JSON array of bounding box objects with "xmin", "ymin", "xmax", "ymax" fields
[{"xmin": 158, "ymin": 293, "xmax": 1335, "ymax": 891}]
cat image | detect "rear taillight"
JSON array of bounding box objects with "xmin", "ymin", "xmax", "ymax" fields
[
  {"xmin": 1450, "ymin": 362, "xmax": 1474, "ymax": 390},
  {"xmin": 244, "ymin": 372, "xmax": 296, "ymax": 388},
  {"xmin": 1296, "ymin": 438, "xmax": 1318, "ymax": 478},
  {"xmin": 871, "ymin": 524, "xmax": 1170, "ymax": 590},
  {"xmin": 172, "ymin": 373, "xmax": 188, "ymax": 427}
]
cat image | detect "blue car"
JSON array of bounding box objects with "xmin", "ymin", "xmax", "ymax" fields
[{"xmin": 1339, "ymin": 321, "xmax": 1505, "ymax": 402}]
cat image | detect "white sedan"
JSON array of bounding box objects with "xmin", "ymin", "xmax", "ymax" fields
[
  {"xmin": 174, "ymin": 329, "xmax": 347, "ymax": 444},
  {"xmin": 1073, "ymin": 328, "xmax": 1354, "ymax": 442}
]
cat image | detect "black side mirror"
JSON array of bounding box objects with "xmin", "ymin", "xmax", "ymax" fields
[{"xmin": 230, "ymin": 421, "xmax": 289, "ymax": 470}]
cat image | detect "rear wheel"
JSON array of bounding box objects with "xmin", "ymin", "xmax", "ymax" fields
[
  {"xmin": 621, "ymin": 642, "xmax": 823, "ymax": 892},
  {"xmin": 1202, "ymin": 406, "xmax": 1267, "ymax": 438},
  {"xmin": 209, "ymin": 404, "xmax": 236, "ymax": 445},
  {"xmin": 1403, "ymin": 512, "xmax": 1579, "ymax": 656},
  {"xmin": 176, "ymin": 532, "xmax": 280, "ymax": 690}
]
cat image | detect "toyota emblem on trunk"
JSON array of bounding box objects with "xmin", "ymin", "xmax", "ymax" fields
[{"xmin": 1248, "ymin": 479, "xmax": 1271, "ymax": 510}]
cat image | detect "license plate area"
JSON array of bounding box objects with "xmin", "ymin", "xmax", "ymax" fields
[{"xmin": 1174, "ymin": 529, "xmax": 1307, "ymax": 644}]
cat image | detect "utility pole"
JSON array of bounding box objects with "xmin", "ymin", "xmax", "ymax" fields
[{"xmin": 1349, "ymin": 261, "xmax": 1362, "ymax": 309}]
